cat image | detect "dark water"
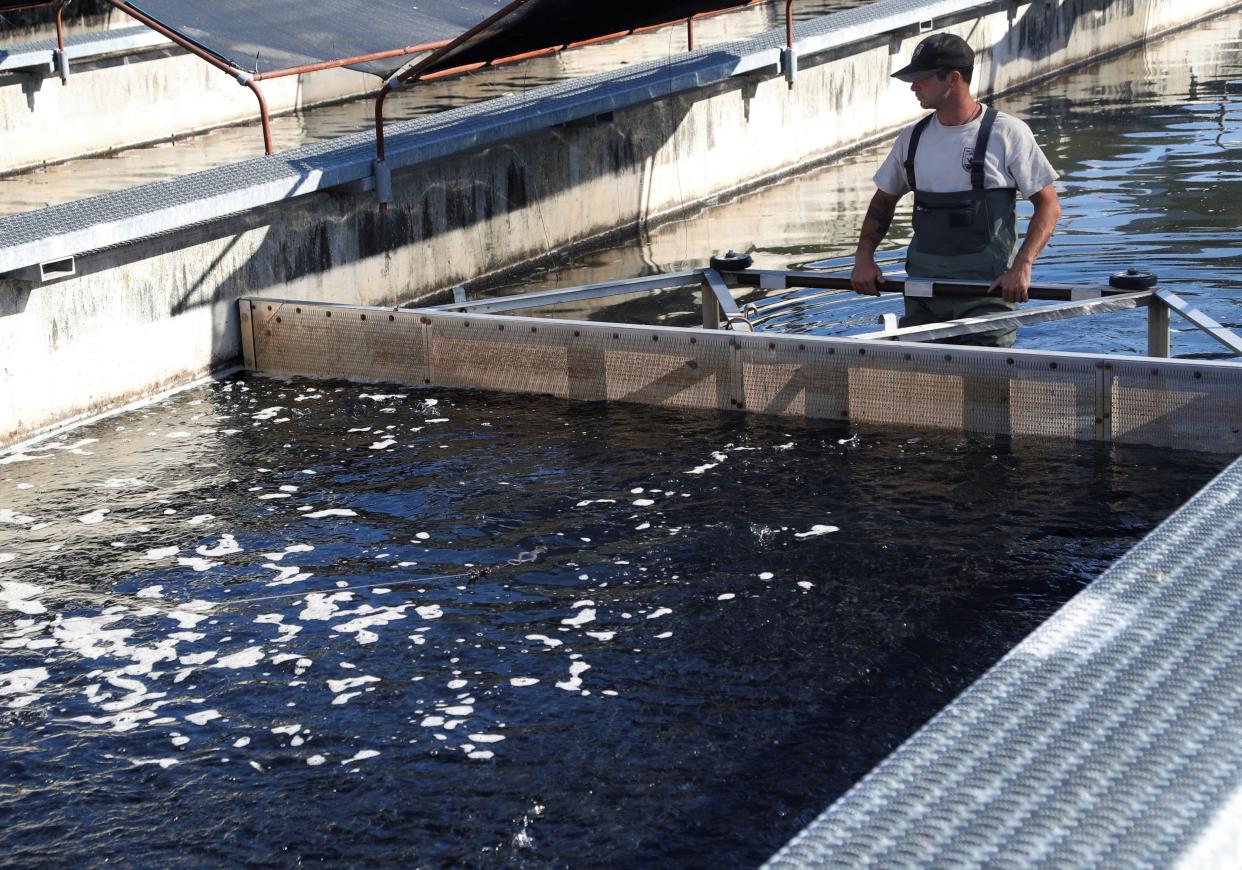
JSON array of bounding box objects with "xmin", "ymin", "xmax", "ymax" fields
[
  {"xmin": 0, "ymin": 376, "xmax": 1225, "ymax": 866},
  {"xmin": 494, "ymin": 9, "xmax": 1242, "ymax": 360}
]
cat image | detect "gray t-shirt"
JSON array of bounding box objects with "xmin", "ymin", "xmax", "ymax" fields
[{"xmin": 874, "ymin": 107, "xmax": 1058, "ymax": 198}]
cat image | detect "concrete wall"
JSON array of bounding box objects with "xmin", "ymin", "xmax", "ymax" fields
[
  {"xmin": 1, "ymin": 0, "xmax": 1238, "ymax": 447},
  {"xmin": 0, "ymin": 48, "xmax": 375, "ymax": 173}
]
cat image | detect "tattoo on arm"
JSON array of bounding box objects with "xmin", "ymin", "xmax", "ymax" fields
[{"xmin": 858, "ymin": 193, "xmax": 897, "ymax": 254}]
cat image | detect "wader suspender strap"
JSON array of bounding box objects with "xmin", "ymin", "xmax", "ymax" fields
[
  {"xmin": 903, "ymin": 114, "xmax": 934, "ymax": 191},
  {"xmin": 971, "ymin": 107, "xmax": 999, "ymax": 190}
]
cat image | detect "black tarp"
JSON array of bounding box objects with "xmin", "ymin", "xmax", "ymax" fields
[{"xmin": 119, "ymin": 0, "xmax": 752, "ymax": 78}]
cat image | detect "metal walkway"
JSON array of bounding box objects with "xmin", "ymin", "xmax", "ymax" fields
[
  {"xmin": 767, "ymin": 451, "xmax": 1242, "ymax": 868},
  {"xmin": 0, "ymin": 0, "xmax": 992, "ymax": 275}
]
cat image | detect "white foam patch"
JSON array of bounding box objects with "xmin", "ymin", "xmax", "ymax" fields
[
  {"xmin": 131, "ymin": 757, "xmax": 179, "ymax": 769},
  {"xmin": 262, "ymin": 544, "xmax": 314, "ymax": 562},
  {"xmin": 78, "ymin": 509, "xmax": 109, "ymax": 525},
  {"xmin": 585, "ymin": 631, "xmax": 615, "ymax": 641},
  {"xmin": 334, "ymin": 607, "xmax": 410, "ymax": 644},
  {"xmin": 0, "ymin": 667, "xmax": 49, "ymax": 696},
  {"xmin": 135, "ymin": 585, "xmax": 164, "ymax": 599},
  {"xmin": 797, "ymin": 581, "xmax": 814, "ymax": 590},
  {"xmin": 306, "ymin": 755, "xmax": 326, "ymax": 766},
  {"xmin": 0, "ymin": 509, "xmax": 35, "ymax": 525},
  {"xmin": 213, "ymin": 647, "xmax": 264, "ymax": 669},
  {"xmin": 510, "ymin": 677, "xmax": 539, "ymax": 687},
  {"xmin": 196, "ymin": 535, "xmax": 241, "ymax": 557},
  {"xmin": 469, "ymin": 733, "xmax": 505, "ymax": 743},
  {"xmin": 342, "ymin": 750, "xmax": 381, "ymax": 765},
  {"xmin": 561, "ymin": 608, "xmax": 596, "ymax": 627},
  {"xmin": 0, "ymin": 553, "xmax": 13, "ymax": 564},
  {"xmin": 467, "ymin": 750, "xmax": 494, "ymax": 760},
  {"xmin": 263, "ymin": 564, "xmax": 313, "ymax": 587},
  {"xmin": 185, "ymin": 709, "xmax": 221, "ymax": 726},
  {"xmin": 369, "ymin": 439, "xmax": 397, "ymax": 450},
  {"xmin": 415, "ymin": 604, "xmax": 443, "ymax": 620},
  {"xmin": 525, "ymin": 634, "xmax": 562, "ymax": 649},
  {"xmin": 299, "ymin": 592, "xmax": 354, "ymax": 621},
  {"xmin": 555, "ymin": 661, "xmax": 591, "ymax": 692},
  {"xmin": 360, "ymin": 394, "xmax": 406, "ymax": 402},
  {"xmin": 0, "ymin": 581, "xmax": 46, "ymax": 615},
  {"xmin": 252, "ymin": 406, "xmax": 284, "ymax": 421},
  {"xmin": 794, "ymin": 524, "xmax": 839, "ymax": 539},
  {"xmin": 632, "ymin": 499, "xmax": 655, "ymax": 507},
  {"xmin": 758, "ymin": 572, "xmax": 774, "ymax": 580},
  {"xmin": 717, "ymin": 593, "xmax": 736, "ymax": 601},
  {"xmin": 177, "ymin": 556, "xmax": 218, "ymax": 572},
  {"xmin": 167, "ymin": 601, "xmax": 214, "ymax": 629},
  {"xmin": 187, "ymin": 515, "xmax": 214, "ymax": 526},
  {"xmin": 305, "ymin": 509, "xmax": 357, "ymax": 519},
  {"xmin": 327, "ymin": 675, "xmax": 379, "ymax": 694},
  {"xmin": 646, "ymin": 608, "xmax": 672, "ymax": 620}
]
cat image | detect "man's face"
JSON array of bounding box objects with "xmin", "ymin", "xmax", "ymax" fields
[{"xmin": 910, "ymin": 71, "xmax": 951, "ymax": 109}]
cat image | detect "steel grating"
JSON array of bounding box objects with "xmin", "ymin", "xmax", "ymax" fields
[
  {"xmin": 765, "ymin": 451, "xmax": 1242, "ymax": 868},
  {"xmin": 0, "ymin": 0, "xmax": 997, "ymax": 274},
  {"xmin": 240, "ymin": 299, "xmax": 1242, "ymax": 453}
]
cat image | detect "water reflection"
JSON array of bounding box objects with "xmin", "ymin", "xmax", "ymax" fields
[{"xmin": 494, "ymin": 11, "xmax": 1242, "ymax": 359}]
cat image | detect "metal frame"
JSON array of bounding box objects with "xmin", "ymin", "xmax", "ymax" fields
[{"xmin": 425, "ymin": 258, "xmax": 1242, "ymax": 358}]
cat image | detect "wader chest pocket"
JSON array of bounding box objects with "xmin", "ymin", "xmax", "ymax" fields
[{"xmin": 913, "ymin": 198, "xmax": 990, "ymax": 256}]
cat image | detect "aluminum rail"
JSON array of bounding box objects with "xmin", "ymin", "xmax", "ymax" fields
[
  {"xmin": 767, "ymin": 452, "xmax": 1242, "ymax": 868},
  {"xmin": 0, "ymin": 25, "xmax": 169, "ymax": 74}
]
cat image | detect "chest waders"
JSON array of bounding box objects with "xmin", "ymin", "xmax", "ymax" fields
[{"xmin": 901, "ymin": 107, "xmax": 1019, "ymax": 347}]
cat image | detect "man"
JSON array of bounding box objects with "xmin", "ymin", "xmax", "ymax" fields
[{"xmin": 850, "ymin": 33, "xmax": 1061, "ymax": 347}]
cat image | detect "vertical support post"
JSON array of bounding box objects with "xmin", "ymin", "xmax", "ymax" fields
[
  {"xmin": 53, "ymin": 0, "xmax": 68, "ymax": 84},
  {"xmin": 1147, "ymin": 299, "xmax": 1170, "ymax": 358},
  {"xmin": 784, "ymin": 0, "xmax": 796, "ymax": 90},
  {"xmin": 701, "ymin": 288, "xmax": 721, "ymax": 330},
  {"xmin": 686, "ymin": 16, "xmax": 695, "ymax": 51},
  {"xmin": 238, "ymin": 299, "xmax": 257, "ymax": 370}
]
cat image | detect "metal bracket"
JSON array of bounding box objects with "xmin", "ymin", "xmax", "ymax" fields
[
  {"xmin": 919, "ymin": 19, "xmax": 934, "ymax": 32},
  {"xmin": 452, "ymin": 286, "xmax": 468, "ymax": 304},
  {"xmin": 557, "ymin": 111, "xmax": 615, "ymax": 129},
  {"xmin": 904, "ymin": 279, "xmax": 934, "ymax": 298},
  {"xmin": 373, "ymin": 159, "xmax": 392, "ymax": 207},
  {"xmin": 7, "ymin": 257, "xmax": 76, "ymax": 284},
  {"xmin": 780, "ymin": 47, "xmax": 798, "ymax": 86},
  {"xmin": 51, "ymin": 48, "xmax": 70, "ymax": 83}
]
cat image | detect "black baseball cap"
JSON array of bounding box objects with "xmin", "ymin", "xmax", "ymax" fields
[{"xmin": 891, "ymin": 33, "xmax": 975, "ymax": 82}]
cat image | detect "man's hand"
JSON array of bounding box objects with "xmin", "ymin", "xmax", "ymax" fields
[
  {"xmin": 851, "ymin": 258, "xmax": 886, "ymax": 296},
  {"xmin": 989, "ymin": 260, "xmax": 1032, "ymax": 303}
]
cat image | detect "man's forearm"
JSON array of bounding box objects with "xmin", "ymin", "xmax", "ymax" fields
[
  {"xmin": 1013, "ymin": 188, "xmax": 1061, "ymax": 268},
  {"xmin": 856, "ymin": 191, "xmax": 898, "ymax": 259}
]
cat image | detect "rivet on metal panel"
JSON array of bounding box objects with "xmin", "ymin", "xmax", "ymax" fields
[
  {"xmin": 652, "ymin": 335, "xmax": 659, "ymax": 342},
  {"xmin": 498, "ymin": 325, "xmax": 505, "ymax": 331},
  {"xmin": 464, "ymin": 322, "xmax": 470, "ymax": 328},
  {"xmin": 944, "ymin": 354, "xmax": 951, "ymax": 362},
  {"xmin": 361, "ymin": 314, "xmax": 367, "ymax": 321},
  {"xmin": 829, "ymin": 348, "xmax": 835, "ymax": 355},
  {"xmin": 1007, "ymin": 358, "xmax": 1014, "ymax": 366},
  {"xmin": 265, "ymin": 330, "xmax": 271, "ymax": 336},
  {"xmin": 1049, "ymin": 362, "xmax": 1057, "ymax": 369},
  {"xmin": 687, "ymin": 360, "xmax": 699, "ymax": 370},
  {"xmin": 1195, "ymin": 372, "xmax": 1203, "ymax": 379},
  {"xmin": 388, "ymin": 315, "xmax": 394, "ymax": 322},
  {"xmin": 267, "ymin": 305, "xmax": 273, "ymax": 311},
  {"xmin": 531, "ymin": 326, "xmax": 537, "ymax": 333},
  {"xmin": 574, "ymin": 331, "xmax": 580, "ymax": 337},
  {"xmin": 421, "ymin": 317, "xmax": 432, "ymax": 325},
  {"xmin": 858, "ymin": 348, "xmax": 866, "ymax": 356},
  {"xmin": 613, "ymin": 333, "xmax": 619, "ymax": 340},
  {"xmin": 904, "ymin": 353, "xmax": 912, "ymax": 361},
  {"xmin": 276, "ymin": 316, "xmax": 282, "ymax": 323},
  {"xmin": 326, "ymin": 312, "xmax": 332, "ymax": 318},
  {"xmin": 690, "ymin": 337, "xmax": 697, "ymax": 344},
  {"xmin": 799, "ymin": 345, "xmax": 805, "ymax": 352},
  {"xmin": 1152, "ymin": 368, "xmax": 1159, "ymax": 376},
  {"xmin": 769, "ymin": 342, "xmax": 776, "ymax": 350},
  {"xmin": 296, "ymin": 307, "xmax": 302, "ymax": 314}
]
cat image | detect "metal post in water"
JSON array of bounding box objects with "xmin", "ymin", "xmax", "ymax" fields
[{"xmin": 1147, "ymin": 299, "xmax": 1171, "ymax": 358}]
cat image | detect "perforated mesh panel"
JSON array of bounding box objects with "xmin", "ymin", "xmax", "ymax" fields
[
  {"xmin": 242, "ymin": 299, "xmax": 1242, "ymax": 453},
  {"xmin": 249, "ymin": 300, "xmax": 428, "ymax": 384}
]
